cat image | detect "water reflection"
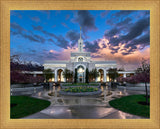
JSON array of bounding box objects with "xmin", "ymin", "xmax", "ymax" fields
[
  {"xmin": 38, "ymin": 92, "xmax": 41, "ymax": 97},
  {"xmin": 119, "ymin": 91, "xmax": 122, "ymax": 95},
  {"xmin": 101, "ymin": 86, "xmax": 104, "ymax": 91},
  {"xmin": 38, "ymin": 84, "xmax": 130, "ymax": 106}
]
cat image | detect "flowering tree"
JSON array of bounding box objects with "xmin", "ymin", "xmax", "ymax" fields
[
  {"xmin": 11, "ymin": 71, "xmax": 44, "ymax": 84},
  {"xmin": 122, "ymin": 59, "xmax": 150, "ymax": 104},
  {"xmin": 117, "ymin": 76, "xmax": 126, "ymax": 84},
  {"xmin": 135, "ymin": 59, "xmax": 150, "ymax": 104},
  {"xmin": 11, "ymin": 55, "xmax": 44, "ymax": 84}
]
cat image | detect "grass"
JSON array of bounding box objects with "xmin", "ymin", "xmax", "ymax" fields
[
  {"xmin": 10, "ymin": 96, "xmax": 50, "ymax": 118},
  {"xmin": 109, "ymin": 95, "xmax": 150, "ymax": 118},
  {"xmin": 63, "ymin": 83, "xmax": 99, "ymax": 86}
]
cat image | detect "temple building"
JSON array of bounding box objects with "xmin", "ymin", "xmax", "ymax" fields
[
  {"xmin": 43, "ymin": 28, "xmax": 131, "ymax": 82},
  {"xmin": 43, "ymin": 28, "xmax": 134, "ymax": 82}
]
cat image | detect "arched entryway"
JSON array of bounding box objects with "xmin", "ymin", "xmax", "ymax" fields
[
  {"xmin": 57, "ymin": 69, "xmax": 64, "ymax": 82},
  {"xmin": 98, "ymin": 69, "xmax": 104, "ymax": 82},
  {"xmin": 77, "ymin": 65, "xmax": 85, "ymax": 83}
]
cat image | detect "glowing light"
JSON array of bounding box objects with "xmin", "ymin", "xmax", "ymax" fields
[
  {"xmin": 50, "ymin": 111, "xmax": 54, "ymax": 114},
  {"xmin": 78, "ymin": 68, "xmax": 84, "ymax": 73},
  {"xmin": 119, "ymin": 91, "xmax": 122, "ymax": 95},
  {"xmin": 38, "ymin": 92, "xmax": 41, "ymax": 97}
]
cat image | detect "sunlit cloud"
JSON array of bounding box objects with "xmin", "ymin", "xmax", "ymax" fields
[{"xmin": 84, "ymin": 38, "xmax": 150, "ymax": 70}]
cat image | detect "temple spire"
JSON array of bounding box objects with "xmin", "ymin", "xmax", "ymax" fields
[
  {"xmin": 80, "ymin": 26, "xmax": 82, "ymax": 39},
  {"xmin": 78, "ymin": 26, "xmax": 83, "ymax": 52}
]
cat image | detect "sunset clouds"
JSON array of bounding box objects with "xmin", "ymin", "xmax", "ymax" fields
[{"xmin": 10, "ymin": 10, "xmax": 150, "ymax": 70}]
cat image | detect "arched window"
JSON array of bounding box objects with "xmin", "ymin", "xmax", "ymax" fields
[{"xmin": 78, "ymin": 57, "xmax": 83, "ymax": 62}]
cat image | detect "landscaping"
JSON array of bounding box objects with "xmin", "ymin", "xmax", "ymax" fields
[
  {"xmin": 109, "ymin": 95, "xmax": 150, "ymax": 118},
  {"xmin": 10, "ymin": 96, "xmax": 50, "ymax": 118},
  {"xmin": 62, "ymin": 83, "xmax": 99, "ymax": 86},
  {"xmin": 62, "ymin": 87, "xmax": 98, "ymax": 93}
]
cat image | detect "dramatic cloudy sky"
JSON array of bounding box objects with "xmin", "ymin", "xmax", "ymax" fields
[{"xmin": 10, "ymin": 10, "xmax": 150, "ymax": 70}]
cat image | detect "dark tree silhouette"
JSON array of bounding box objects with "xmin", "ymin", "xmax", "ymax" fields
[
  {"xmin": 74, "ymin": 68, "xmax": 77, "ymax": 83},
  {"xmin": 85, "ymin": 68, "xmax": 89, "ymax": 83},
  {"xmin": 43, "ymin": 69, "xmax": 54, "ymax": 82}
]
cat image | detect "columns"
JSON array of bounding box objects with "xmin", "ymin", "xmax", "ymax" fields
[
  {"xmin": 103, "ymin": 70, "xmax": 106, "ymax": 82},
  {"xmin": 54, "ymin": 70, "xmax": 57, "ymax": 82},
  {"xmin": 95, "ymin": 77, "xmax": 98, "ymax": 82},
  {"xmin": 64, "ymin": 78, "xmax": 66, "ymax": 82}
]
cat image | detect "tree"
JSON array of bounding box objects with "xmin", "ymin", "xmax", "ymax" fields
[
  {"xmin": 85, "ymin": 68, "xmax": 89, "ymax": 83},
  {"xmin": 74, "ymin": 68, "xmax": 77, "ymax": 83},
  {"xmin": 89, "ymin": 68, "xmax": 99, "ymax": 82},
  {"xmin": 68, "ymin": 71, "xmax": 73, "ymax": 82},
  {"xmin": 108, "ymin": 68, "xmax": 119, "ymax": 82},
  {"xmin": 135, "ymin": 58, "xmax": 150, "ymax": 105},
  {"xmin": 108, "ymin": 68, "xmax": 119, "ymax": 88},
  {"xmin": 10, "ymin": 55, "xmax": 44, "ymax": 84},
  {"xmin": 93, "ymin": 68, "xmax": 99, "ymax": 81},
  {"xmin": 88, "ymin": 71, "xmax": 93, "ymax": 82},
  {"xmin": 43, "ymin": 69, "xmax": 54, "ymax": 82},
  {"xmin": 11, "ymin": 71, "xmax": 44, "ymax": 84},
  {"xmin": 63, "ymin": 69, "xmax": 73, "ymax": 82}
]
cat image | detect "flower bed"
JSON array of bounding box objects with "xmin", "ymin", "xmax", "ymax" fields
[
  {"xmin": 62, "ymin": 83, "xmax": 100, "ymax": 86},
  {"xmin": 61, "ymin": 83, "xmax": 100, "ymax": 89},
  {"xmin": 59, "ymin": 86, "xmax": 102, "ymax": 96},
  {"xmin": 62, "ymin": 87, "xmax": 98, "ymax": 92}
]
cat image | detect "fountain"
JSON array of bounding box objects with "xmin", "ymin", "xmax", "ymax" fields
[
  {"xmin": 119, "ymin": 91, "xmax": 122, "ymax": 95},
  {"xmin": 102, "ymin": 85, "xmax": 107, "ymax": 102},
  {"xmin": 123, "ymin": 87, "xmax": 127, "ymax": 95},
  {"xmin": 34, "ymin": 88, "xmax": 36, "ymax": 94},
  {"xmin": 38, "ymin": 92, "xmax": 41, "ymax": 97},
  {"xmin": 51, "ymin": 85, "xmax": 58, "ymax": 104}
]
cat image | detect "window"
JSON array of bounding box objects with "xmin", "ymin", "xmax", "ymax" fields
[{"xmin": 78, "ymin": 57, "xmax": 83, "ymax": 62}]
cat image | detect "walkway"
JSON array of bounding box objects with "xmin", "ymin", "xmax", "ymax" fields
[
  {"xmin": 23, "ymin": 105, "xmax": 145, "ymax": 119},
  {"xmin": 21, "ymin": 86, "xmax": 148, "ymax": 119}
]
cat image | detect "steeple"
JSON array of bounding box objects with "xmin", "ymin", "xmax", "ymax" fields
[
  {"xmin": 78, "ymin": 26, "xmax": 83, "ymax": 52},
  {"xmin": 80, "ymin": 26, "xmax": 82, "ymax": 39}
]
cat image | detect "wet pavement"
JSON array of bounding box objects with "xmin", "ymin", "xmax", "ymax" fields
[
  {"xmin": 23, "ymin": 106, "xmax": 145, "ymax": 119},
  {"xmin": 15, "ymin": 85, "xmax": 149, "ymax": 119}
]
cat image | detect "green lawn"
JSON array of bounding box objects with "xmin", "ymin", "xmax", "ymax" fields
[
  {"xmin": 109, "ymin": 95, "xmax": 150, "ymax": 118},
  {"xmin": 11, "ymin": 96, "xmax": 51, "ymax": 118}
]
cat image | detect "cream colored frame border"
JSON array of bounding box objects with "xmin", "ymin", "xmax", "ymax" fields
[{"xmin": 0, "ymin": 0, "xmax": 160, "ymax": 129}]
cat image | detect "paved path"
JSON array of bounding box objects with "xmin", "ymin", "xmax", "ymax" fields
[
  {"xmin": 23, "ymin": 105, "xmax": 145, "ymax": 119},
  {"xmin": 22, "ymin": 87, "xmax": 148, "ymax": 119}
]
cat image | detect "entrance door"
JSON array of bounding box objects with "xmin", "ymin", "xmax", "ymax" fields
[{"xmin": 77, "ymin": 65, "xmax": 85, "ymax": 83}]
